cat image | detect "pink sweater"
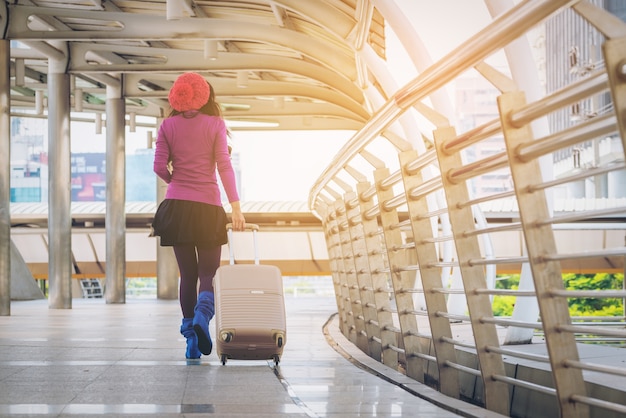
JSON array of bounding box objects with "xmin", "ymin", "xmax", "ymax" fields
[{"xmin": 153, "ymin": 112, "xmax": 239, "ymax": 206}]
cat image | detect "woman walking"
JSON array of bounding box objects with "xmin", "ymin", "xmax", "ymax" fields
[{"xmin": 152, "ymin": 72, "xmax": 245, "ymax": 358}]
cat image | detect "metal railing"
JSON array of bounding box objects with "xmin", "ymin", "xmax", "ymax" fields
[{"xmin": 309, "ymin": 1, "xmax": 626, "ymax": 417}]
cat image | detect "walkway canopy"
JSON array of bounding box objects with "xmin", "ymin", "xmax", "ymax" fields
[{"xmin": 3, "ymin": 0, "xmax": 383, "ymax": 130}]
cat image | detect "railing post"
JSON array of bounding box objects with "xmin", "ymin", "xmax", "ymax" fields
[
  {"xmin": 399, "ymin": 149, "xmax": 460, "ymax": 398},
  {"xmin": 434, "ymin": 126, "xmax": 510, "ymax": 414},
  {"xmin": 343, "ymin": 190, "xmax": 375, "ymax": 356},
  {"xmin": 374, "ymin": 167, "xmax": 426, "ymax": 383},
  {"xmin": 499, "ymin": 91, "xmax": 589, "ymax": 418},
  {"xmin": 356, "ymin": 181, "xmax": 398, "ymax": 367},
  {"xmin": 338, "ymin": 192, "xmax": 370, "ymax": 354},
  {"xmin": 321, "ymin": 210, "xmax": 349, "ymax": 336},
  {"xmin": 329, "ymin": 201, "xmax": 356, "ymax": 342}
]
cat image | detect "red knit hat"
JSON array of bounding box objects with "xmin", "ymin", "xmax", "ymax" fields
[{"xmin": 168, "ymin": 72, "xmax": 211, "ymax": 112}]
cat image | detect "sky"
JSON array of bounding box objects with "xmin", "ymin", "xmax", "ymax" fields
[
  {"xmin": 66, "ymin": 0, "xmax": 498, "ymax": 203},
  {"xmin": 230, "ymin": 130, "xmax": 351, "ymax": 202},
  {"xmin": 231, "ymin": 0, "xmax": 499, "ymax": 202},
  {"xmin": 393, "ymin": 0, "xmax": 495, "ymax": 63}
]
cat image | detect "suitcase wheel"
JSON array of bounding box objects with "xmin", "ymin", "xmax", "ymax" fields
[
  {"xmin": 221, "ymin": 354, "xmax": 228, "ymax": 365},
  {"xmin": 274, "ymin": 332, "xmax": 285, "ymax": 348},
  {"xmin": 220, "ymin": 331, "xmax": 233, "ymax": 343},
  {"xmin": 273, "ymin": 354, "xmax": 280, "ymax": 366}
]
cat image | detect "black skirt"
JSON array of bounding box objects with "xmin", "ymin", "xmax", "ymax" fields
[{"xmin": 152, "ymin": 199, "xmax": 228, "ymax": 248}]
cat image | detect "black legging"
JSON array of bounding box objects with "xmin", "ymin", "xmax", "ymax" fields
[{"xmin": 173, "ymin": 245, "xmax": 222, "ymax": 318}]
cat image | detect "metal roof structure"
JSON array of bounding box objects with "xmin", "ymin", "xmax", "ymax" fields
[{"xmin": 4, "ymin": 0, "xmax": 387, "ymax": 132}]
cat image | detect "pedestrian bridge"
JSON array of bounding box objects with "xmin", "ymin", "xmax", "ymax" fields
[
  {"xmin": 7, "ymin": 198, "xmax": 626, "ymax": 279},
  {"xmin": 2, "ymin": 1, "xmax": 626, "ymax": 418}
]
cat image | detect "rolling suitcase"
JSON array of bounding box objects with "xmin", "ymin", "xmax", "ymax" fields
[{"xmin": 214, "ymin": 223, "xmax": 287, "ymax": 365}]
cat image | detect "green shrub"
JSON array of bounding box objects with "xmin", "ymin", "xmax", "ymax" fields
[{"xmin": 492, "ymin": 273, "xmax": 624, "ymax": 317}]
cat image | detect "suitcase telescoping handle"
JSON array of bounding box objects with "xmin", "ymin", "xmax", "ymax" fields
[{"xmin": 225, "ymin": 223, "xmax": 260, "ymax": 265}]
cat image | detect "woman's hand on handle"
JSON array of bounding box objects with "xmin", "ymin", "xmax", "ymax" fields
[{"xmin": 230, "ymin": 201, "xmax": 246, "ymax": 231}]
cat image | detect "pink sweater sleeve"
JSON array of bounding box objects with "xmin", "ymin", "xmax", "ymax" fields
[
  {"xmin": 214, "ymin": 126, "xmax": 240, "ymax": 203},
  {"xmin": 153, "ymin": 123, "xmax": 172, "ymax": 183}
]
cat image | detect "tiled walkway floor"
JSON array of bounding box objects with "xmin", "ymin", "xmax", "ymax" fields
[{"xmin": 0, "ymin": 296, "xmax": 493, "ymax": 417}]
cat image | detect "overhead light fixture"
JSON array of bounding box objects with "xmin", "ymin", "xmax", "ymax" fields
[
  {"xmin": 226, "ymin": 120, "xmax": 280, "ymax": 128},
  {"xmin": 15, "ymin": 59, "xmax": 25, "ymax": 87},
  {"xmin": 236, "ymin": 71, "xmax": 248, "ymax": 88},
  {"xmin": 74, "ymin": 88, "xmax": 83, "ymax": 112},
  {"xmin": 129, "ymin": 112, "xmax": 136, "ymax": 133},
  {"xmin": 95, "ymin": 113, "xmax": 102, "ymax": 135},
  {"xmin": 35, "ymin": 90, "xmax": 44, "ymax": 115},
  {"xmin": 204, "ymin": 40, "xmax": 218, "ymax": 60}
]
